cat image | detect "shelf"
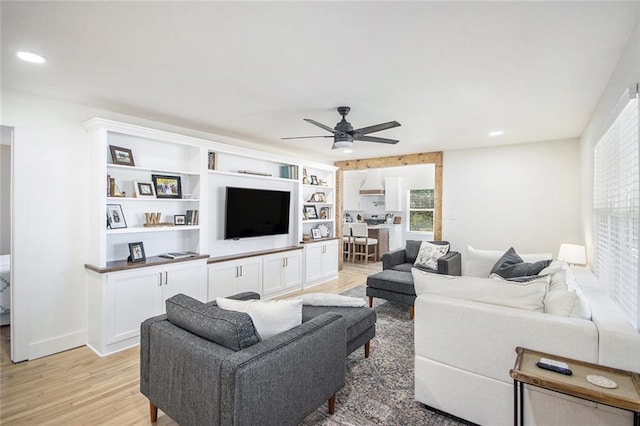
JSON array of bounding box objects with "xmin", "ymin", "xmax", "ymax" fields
[
  {"xmin": 106, "ymin": 197, "xmax": 200, "ymax": 202},
  {"xmin": 106, "ymin": 225, "xmax": 200, "ymax": 235},
  {"xmin": 302, "ymin": 219, "xmax": 334, "ymax": 224},
  {"xmin": 303, "ymin": 184, "xmax": 333, "ymax": 190},
  {"xmin": 209, "ymin": 169, "xmax": 298, "ymax": 183},
  {"xmin": 107, "ymin": 164, "xmax": 199, "ymax": 177}
]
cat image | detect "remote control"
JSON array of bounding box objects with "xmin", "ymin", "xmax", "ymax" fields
[
  {"xmin": 536, "ymin": 360, "xmax": 573, "ymax": 375},
  {"xmin": 539, "ymin": 358, "xmax": 569, "ymax": 369}
]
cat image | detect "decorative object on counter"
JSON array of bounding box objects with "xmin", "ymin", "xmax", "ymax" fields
[
  {"xmin": 302, "ymin": 234, "xmax": 311, "ymax": 242},
  {"xmin": 311, "ymin": 228, "xmax": 322, "ymax": 239},
  {"xmin": 107, "ymin": 176, "xmax": 125, "ymax": 197},
  {"xmin": 152, "ymin": 174, "xmax": 182, "ymax": 199},
  {"xmin": 308, "ymin": 192, "xmax": 326, "ymax": 203},
  {"xmin": 386, "ymin": 213, "xmax": 394, "ymax": 224},
  {"xmin": 128, "ymin": 241, "xmax": 146, "ymax": 263},
  {"xmin": 174, "ymin": 215, "xmax": 186, "ymax": 225},
  {"xmin": 302, "ymin": 168, "xmax": 310, "ymax": 184},
  {"xmin": 357, "ymin": 214, "xmax": 363, "ymax": 222},
  {"xmin": 393, "ymin": 216, "xmax": 402, "ymax": 224},
  {"xmin": 310, "ymin": 175, "xmax": 319, "ymax": 185},
  {"xmin": 109, "ymin": 145, "xmax": 135, "ymax": 166},
  {"xmin": 344, "ymin": 213, "xmax": 353, "ymax": 222},
  {"xmin": 133, "ymin": 181, "xmax": 156, "ymax": 198},
  {"xmin": 208, "ymin": 151, "xmax": 217, "ymax": 170},
  {"xmin": 159, "ymin": 252, "xmax": 195, "ymax": 260},
  {"xmin": 106, "ymin": 204, "xmax": 127, "ymax": 229},
  {"xmin": 304, "ymin": 205, "xmax": 318, "ymax": 220},
  {"xmin": 320, "ymin": 207, "xmax": 331, "ymax": 219}
]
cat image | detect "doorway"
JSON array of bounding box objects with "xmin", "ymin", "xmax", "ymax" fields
[{"xmin": 0, "ymin": 126, "xmax": 13, "ymax": 364}]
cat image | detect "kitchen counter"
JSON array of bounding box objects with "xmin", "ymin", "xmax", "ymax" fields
[{"xmin": 367, "ymin": 227, "xmax": 389, "ymax": 261}]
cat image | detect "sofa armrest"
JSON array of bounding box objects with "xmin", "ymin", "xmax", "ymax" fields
[
  {"xmin": 437, "ymin": 251, "xmax": 461, "ymax": 276},
  {"xmin": 140, "ymin": 313, "xmax": 167, "ymax": 396},
  {"xmin": 414, "ymin": 294, "xmax": 598, "ymax": 384},
  {"xmin": 220, "ymin": 312, "xmax": 347, "ymax": 425},
  {"xmin": 383, "ymin": 249, "xmax": 406, "ymax": 270}
]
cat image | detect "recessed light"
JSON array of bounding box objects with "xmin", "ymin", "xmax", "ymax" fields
[
  {"xmin": 489, "ymin": 130, "xmax": 504, "ymax": 137},
  {"xmin": 343, "ymin": 148, "xmax": 353, "ymax": 154},
  {"xmin": 16, "ymin": 51, "xmax": 46, "ymax": 64}
]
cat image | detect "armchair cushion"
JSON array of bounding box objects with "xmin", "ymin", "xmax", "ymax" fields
[
  {"xmin": 166, "ymin": 293, "xmax": 259, "ymax": 351},
  {"xmin": 414, "ymin": 241, "xmax": 450, "ymax": 270}
]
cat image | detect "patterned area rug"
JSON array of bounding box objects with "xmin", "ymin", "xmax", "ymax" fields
[{"xmin": 300, "ymin": 286, "xmax": 470, "ymax": 426}]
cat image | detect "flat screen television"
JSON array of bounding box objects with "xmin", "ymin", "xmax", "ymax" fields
[{"xmin": 224, "ymin": 187, "xmax": 291, "ymax": 239}]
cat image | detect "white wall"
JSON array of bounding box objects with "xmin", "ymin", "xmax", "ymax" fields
[
  {"xmin": 580, "ymin": 20, "xmax": 640, "ymax": 264},
  {"xmin": 3, "ymin": 89, "xmax": 331, "ymax": 360},
  {"xmin": 0, "ymin": 129, "xmax": 11, "ymax": 255},
  {"xmin": 442, "ymin": 138, "xmax": 582, "ymax": 257}
]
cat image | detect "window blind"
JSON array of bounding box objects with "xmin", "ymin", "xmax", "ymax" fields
[{"xmin": 593, "ymin": 85, "xmax": 639, "ymax": 330}]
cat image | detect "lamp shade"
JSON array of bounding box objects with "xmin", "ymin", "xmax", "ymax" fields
[{"xmin": 557, "ymin": 244, "xmax": 587, "ymax": 265}]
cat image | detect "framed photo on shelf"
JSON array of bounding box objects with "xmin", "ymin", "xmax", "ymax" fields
[
  {"xmin": 128, "ymin": 241, "xmax": 146, "ymax": 263},
  {"xmin": 133, "ymin": 181, "xmax": 156, "ymax": 198},
  {"xmin": 304, "ymin": 205, "xmax": 318, "ymax": 220},
  {"xmin": 308, "ymin": 192, "xmax": 326, "ymax": 203},
  {"xmin": 152, "ymin": 174, "xmax": 182, "ymax": 199},
  {"xmin": 109, "ymin": 145, "xmax": 135, "ymax": 167},
  {"xmin": 310, "ymin": 175, "xmax": 319, "ymax": 185},
  {"xmin": 174, "ymin": 214, "xmax": 186, "ymax": 225},
  {"xmin": 319, "ymin": 207, "xmax": 331, "ymax": 219},
  {"xmin": 311, "ymin": 228, "xmax": 322, "ymax": 239},
  {"xmin": 106, "ymin": 204, "xmax": 127, "ymax": 229}
]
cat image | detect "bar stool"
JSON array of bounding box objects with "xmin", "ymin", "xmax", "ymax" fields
[
  {"xmin": 342, "ymin": 222, "xmax": 352, "ymax": 261},
  {"xmin": 350, "ymin": 223, "xmax": 377, "ymax": 263}
]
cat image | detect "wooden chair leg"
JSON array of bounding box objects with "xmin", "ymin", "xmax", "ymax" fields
[
  {"xmin": 328, "ymin": 393, "xmax": 336, "ymax": 414},
  {"xmin": 368, "ymin": 295, "xmax": 373, "ymax": 307},
  {"xmin": 150, "ymin": 401, "xmax": 158, "ymax": 422},
  {"xmin": 364, "ymin": 341, "xmax": 370, "ymax": 358},
  {"xmin": 409, "ymin": 305, "xmax": 414, "ymax": 320}
]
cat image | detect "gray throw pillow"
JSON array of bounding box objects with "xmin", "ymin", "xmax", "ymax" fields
[
  {"xmin": 166, "ymin": 293, "xmax": 260, "ymax": 351},
  {"xmin": 490, "ymin": 247, "xmax": 551, "ymax": 279}
]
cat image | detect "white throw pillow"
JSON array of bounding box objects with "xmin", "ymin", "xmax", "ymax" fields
[
  {"xmin": 414, "ymin": 241, "xmax": 449, "ymax": 270},
  {"xmin": 300, "ymin": 293, "xmax": 365, "ymax": 307},
  {"xmin": 216, "ymin": 298, "xmax": 303, "ymax": 340},
  {"xmin": 464, "ymin": 245, "xmax": 553, "ymax": 277},
  {"xmin": 544, "ymin": 287, "xmax": 592, "ymax": 319},
  {"xmin": 412, "ymin": 268, "xmax": 548, "ymax": 312}
]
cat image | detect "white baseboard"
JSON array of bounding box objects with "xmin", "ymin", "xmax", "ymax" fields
[{"xmin": 28, "ymin": 329, "xmax": 86, "ymax": 360}]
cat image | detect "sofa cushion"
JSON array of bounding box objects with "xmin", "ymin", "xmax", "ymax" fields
[
  {"xmin": 166, "ymin": 293, "xmax": 259, "ymax": 351},
  {"xmin": 413, "ymin": 268, "xmax": 548, "ymax": 312},
  {"xmin": 390, "ymin": 263, "xmax": 414, "ymax": 273},
  {"xmin": 464, "ymin": 245, "xmax": 553, "ymax": 277},
  {"xmin": 490, "ymin": 247, "xmax": 551, "ymax": 279},
  {"xmin": 216, "ymin": 297, "xmax": 303, "ymax": 340},
  {"xmin": 414, "ymin": 241, "xmax": 450, "ymax": 270}
]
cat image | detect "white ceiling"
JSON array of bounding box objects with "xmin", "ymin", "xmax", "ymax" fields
[{"xmin": 2, "ymin": 1, "xmax": 639, "ymax": 161}]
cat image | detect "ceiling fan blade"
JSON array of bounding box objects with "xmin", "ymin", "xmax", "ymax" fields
[
  {"xmin": 281, "ymin": 135, "xmax": 333, "ymax": 140},
  {"xmin": 354, "ymin": 135, "xmax": 399, "ymax": 144},
  {"xmin": 352, "ymin": 121, "xmax": 401, "ymax": 135},
  {"xmin": 303, "ymin": 118, "xmax": 339, "ymax": 134}
]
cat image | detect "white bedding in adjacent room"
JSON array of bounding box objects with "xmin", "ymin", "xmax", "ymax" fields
[{"xmin": 0, "ymin": 255, "xmax": 10, "ymax": 325}]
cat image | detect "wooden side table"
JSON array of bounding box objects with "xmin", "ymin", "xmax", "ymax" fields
[{"xmin": 510, "ymin": 347, "xmax": 640, "ymax": 426}]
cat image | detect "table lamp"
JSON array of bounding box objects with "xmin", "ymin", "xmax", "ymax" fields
[{"xmin": 557, "ymin": 243, "xmax": 587, "ymax": 266}]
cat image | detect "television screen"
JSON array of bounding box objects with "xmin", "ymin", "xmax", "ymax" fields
[{"xmin": 224, "ymin": 187, "xmax": 291, "ymax": 239}]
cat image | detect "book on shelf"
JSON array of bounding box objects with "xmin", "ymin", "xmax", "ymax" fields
[
  {"xmin": 185, "ymin": 210, "xmax": 199, "ymax": 225},
  {"xmin": 159, "ymin": 252, "xmax": 196, "ymax": 260},
  {"xmin": 279, "ymin": 165, "xmax": 299, "ymax": 180}
]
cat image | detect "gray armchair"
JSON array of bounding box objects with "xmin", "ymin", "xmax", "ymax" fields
[
  {"xmin": 140, "ymin": 292, "xmax": 347, "ymax": 426},
  {"xmin": 383, "ymin": 240, "xmax": 462, "ymax": 276}
]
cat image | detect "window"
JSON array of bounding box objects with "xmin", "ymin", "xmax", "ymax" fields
[
  {"xmin": 593, "ymin": 85, "xmax": 639, "ymax": 330},
  {"xmin": 408, "ymin": 189, "xmax": 434, "ymax": 232}
]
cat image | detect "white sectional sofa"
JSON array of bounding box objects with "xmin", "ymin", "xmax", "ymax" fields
[{"xmin": 412, "ymin": 247, "xmax": 640, "ymax": 426}]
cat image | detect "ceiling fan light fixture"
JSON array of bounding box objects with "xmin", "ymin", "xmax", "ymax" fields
[
  {"xmin": 332, "ymin": 140, "xmax": 352, "ymax": 149},
  {"xmin": 343, "ymin": 148, "xmax": 353, "ymax": 153},
  {"xmin": 16, "ymin": 50, "xmax": 46, "ymax": 64}
]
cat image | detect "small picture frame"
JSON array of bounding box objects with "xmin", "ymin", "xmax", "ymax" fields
[
  {"xmin": 304, "ymin": 205, "xmax": 318, "ymax": 220},
  {"xmin": 174, "ymin": 214, "xmax": 186, "ymax": 225},
  {"xmin": 133, "ymin": 181, "xmax": 156, "ymax": 198},
  {"xmin": 319, "ymin": 207, "xmax": 331, "ymax": 219},
  {"xmin": 310, "ymin": 175, "xmax": 319, "ymax": 185},
  {"xmin": 309, "ymin": 192, "xmax": 326, "ymax": 203},
  {"xmin": 109, "ymin": 145, "xmax": 135, "ymax": 167},
  {"xmin": 106, "ymin": 204, "xmax": 127, "ymax": 229},
  {"xmin": 311, "ymin": 228, "xmax": 322, "ymax": 239},
  {"xmin": 152, "ymin": 174, "xmax": 182, "ymax": 199},
  {"xmin": 128, "ymin": 241, "xmax": 146, "ymax": 263}
]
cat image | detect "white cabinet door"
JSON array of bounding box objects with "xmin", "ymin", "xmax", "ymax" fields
[
  {"xmin": 304, "ymin": 243, "xmax": 326, "ymax": 284},
  {"xmin": 164, "ymin": 261, "xmax": 207, "ymax": 303},
  {"xmin": 343, "ymin": 175, "xmax": 361, "ymax": 211},
  {"xmin": 263, "ymin": 256, "xmax": 285, "ymax": 295},
  {"xmin": 208, "ymin": 258, "xmax": 263, "ymax": 300},
  {"xmin": 106, "ymin": 267, "xmax": 164, "ymax": 346},
  {"xmin": 322, "ymin": 240, "xmax": 339, "ymax": 278},
  {"xmin": 282, "ymin": 251, "xmax": 303, "ymax": 290},
  {"xmin": 385, "ymin": 177, "xmax": 403, "ymax": 211},
  {"xmin": 236, "ymin": 259, "xmax": 262, "ymax": 294}
]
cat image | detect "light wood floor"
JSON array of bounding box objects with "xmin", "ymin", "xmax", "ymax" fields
[{"xmin": 0, "ymin": 261, "xmax": 381, "ymax": 425}]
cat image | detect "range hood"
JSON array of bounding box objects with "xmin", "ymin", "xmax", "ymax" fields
[{"xmin": 359, "ymin": 170, "xmax": 385, "ymax": 196}]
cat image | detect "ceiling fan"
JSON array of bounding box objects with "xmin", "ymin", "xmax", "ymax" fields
[{"xmin": 282, "ymin": 106, "xmax": 401, "ymax": 149}]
